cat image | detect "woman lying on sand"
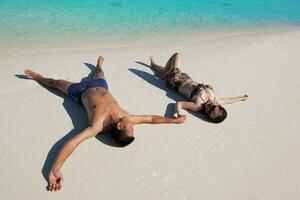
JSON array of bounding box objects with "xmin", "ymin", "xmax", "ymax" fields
[{"xmin": 150, "ymin": 53, "xmax": 248, "ymax": 123}]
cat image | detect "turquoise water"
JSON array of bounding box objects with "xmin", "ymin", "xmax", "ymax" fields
[{"xmin": 1, "ymin": 0, "xmax": 300, "ymax": 40}]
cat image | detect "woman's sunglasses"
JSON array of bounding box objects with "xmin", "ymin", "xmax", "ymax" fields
[{"xmin": 206, "ymin": 103, "xmax": 218, "ymax": 115}]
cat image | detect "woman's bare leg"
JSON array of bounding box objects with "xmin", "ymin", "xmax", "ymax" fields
[
  {"xmin": 150, "ymin": 53, "xmax": 181, "ymax": 79},
  {"xmin": 94, "ymin": 56, "xmax": 105, "ymax": 80},
  {"xmin": 164, "ymin": 52, "xmax": 180, "ymax": 73},
  {"xmin": 150, "ymin": 56, "xmax": 165, "ymax": 72},
  {"xmin": 24, "ymin": 69, "xmax": 74, "ymax": 95},
  {"xmin": 150, "ymin": 56, "xmax": 166, "ymax": 78}
]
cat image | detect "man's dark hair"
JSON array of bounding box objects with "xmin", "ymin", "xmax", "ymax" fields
[
  {"xmin": 110, "ymin": 125, "xmax": 135, "ymax": 147},
  {"xmin": 209, "ymin": 106, "xmax": 227, "ymax": 123}
]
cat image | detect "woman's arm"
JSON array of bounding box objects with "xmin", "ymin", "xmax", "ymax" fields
[
  {"xmin": 49, "ymin": 123, "xmax": 103, "ymax": 192},
  {"xmin": 218, "ymin": 95, "xmax": 248, "ymax": 105},
  {"xmin": 176, "ymin": 101, "xmax": 203, "ymax": 116}
]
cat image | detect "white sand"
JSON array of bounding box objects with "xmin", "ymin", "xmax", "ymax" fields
[{"xmin": 1, "ymin": 26, "xmax": 300, "ymax": 200}]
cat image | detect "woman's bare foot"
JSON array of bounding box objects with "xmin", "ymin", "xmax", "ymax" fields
[
  {"xmin": 97, "ymin": 56, "xmax": 104, "ymax": 68},
  {"xmin": 24, "ymin": 69, "xmax": 43, "ymax": 80},
  {"xmin": 150, "ymin": 56, "xmax": 155, "ymax": 67},
  {"xmin": 150, "ymin": 56, "xmax": 165, "ymax": 79}
]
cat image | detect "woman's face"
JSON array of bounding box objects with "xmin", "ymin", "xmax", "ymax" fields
[{"xmin": 204, "ymin": 99, "xmax": 220, "ymax": 119}]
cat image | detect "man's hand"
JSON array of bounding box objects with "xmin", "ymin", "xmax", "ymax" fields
[
  {"xmin": 49, "ymin": 169, "xmax": 64, "ymax": 192},
  {"xmin": 175, "ymin": 115, "xmax": 186, "ymax": 124}
]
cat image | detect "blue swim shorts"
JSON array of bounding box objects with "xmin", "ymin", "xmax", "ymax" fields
[{"xmin": 67, "ymin": 78, "xmax": 108, "ymax": 104}]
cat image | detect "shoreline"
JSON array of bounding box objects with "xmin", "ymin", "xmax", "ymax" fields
[{"xmin": 1, "ymin": 24, "xmax": 299, "ymax": 57}]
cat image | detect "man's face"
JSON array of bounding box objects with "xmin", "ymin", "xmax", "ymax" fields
[{"xmin": 117, "ymin": 117, "xmax": 134, "ymax": 137}]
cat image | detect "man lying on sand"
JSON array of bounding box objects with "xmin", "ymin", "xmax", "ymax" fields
[
  {"xmin": 24, "ymin": 55, "xmax": 186, "ymax": 192},
  {"xmin": 149, "ymin": 53, "xmax": 248, "ymax": 123}
]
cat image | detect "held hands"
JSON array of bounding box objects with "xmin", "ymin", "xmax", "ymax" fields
[
  {"xmin": 175, "ymin": 102, "xmax": 184, "ymax": 117},
  {"xmin": 49, "ymin": 169, "xmax": 64, "ymax": 192},
  {"xmin": 174, "ymin": 102, "xmax": 186, "ymax": 123},
  {"xmin": 175, "ymin": 114, "xmax": 186, "ymax": 124}
]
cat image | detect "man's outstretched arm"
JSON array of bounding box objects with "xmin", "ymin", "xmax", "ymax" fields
[
  {"xmin": 218, "ymin": 95, "xmax": 248, "ymax": 105},
  {"xmin": 129, "ymin": 114, "xmax": 186, "ymax": 125},
  {"xmin": 49, "ymin": 123, "xmax": 103, "ymax": 192}
]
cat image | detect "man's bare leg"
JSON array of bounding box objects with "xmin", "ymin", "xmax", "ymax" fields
[
  {"xmin": 24, "ymin": 69, "xmax": 74, "ymax": 95},
  {"xmin": 94, "ymin": 56, "xmax": 105, "ymax": 80}
]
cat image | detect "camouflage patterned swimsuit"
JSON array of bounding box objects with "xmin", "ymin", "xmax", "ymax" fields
[
  {"xmin": 165, "ymin": 68, "xmax": 192, "ymax": 91},
  {"xmin": 165, "ymin": 68, "xmax": 214, "ymax": 101},
  {"xmin": 189, "ymin": 84, "xmax": 214, "ymax": 101}
]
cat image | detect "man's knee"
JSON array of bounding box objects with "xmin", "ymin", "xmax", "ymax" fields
[
  {"xmin": 47, "ymin": 79, "xmax": 58, "ymax": 87},
  {"xmin": 96, "ymin": 67, "xmax": 103, "ymax": 73},
  {"xmin": 56, "ymin": 79, "xmax": 69, "ymax": 88},
  {"xmin": 94, "ymin": 71, "xmax": 105, "ymax": 79}
]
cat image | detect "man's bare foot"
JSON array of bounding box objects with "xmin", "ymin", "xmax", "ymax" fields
[
  {"xmin": 24, "ymin": 69, "xmax": 43, "ymax": 80},
  {"xmin": 97, "ymin": 56, "xmax": 104, "ymax": 68}
]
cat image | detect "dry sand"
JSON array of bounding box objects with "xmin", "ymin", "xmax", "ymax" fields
[{"xmin": 1, "ymin": 26, "xmax": 300, "ymax": 200}]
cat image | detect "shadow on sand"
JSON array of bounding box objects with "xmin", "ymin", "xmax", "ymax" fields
[
  {"xmin": 131, "ymin": 61, "xmax": 210, "ymax": 121},
  {"xmin": 16, "ymin": 63, "xmax": 120, "ymax": 190}
]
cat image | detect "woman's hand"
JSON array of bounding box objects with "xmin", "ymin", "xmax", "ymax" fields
[{"xmin": 241, "ymin": 94, "xmax": 248, "ymax": 101}]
